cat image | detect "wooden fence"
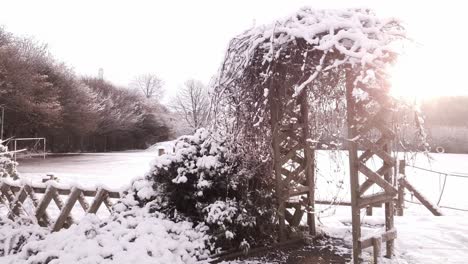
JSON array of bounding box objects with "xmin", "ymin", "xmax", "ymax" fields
[{"xmin": 0, "ymin": 181, "xmax": 121, "ymax": 231}]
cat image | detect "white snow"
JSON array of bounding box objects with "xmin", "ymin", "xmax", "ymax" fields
[
  {"xmin": 1, "ymin": 207, "xmax": 211, "ymax": 264},
  {"xmin": 7, "ymin": 145, "xmax": 468, "ymax": 263}
]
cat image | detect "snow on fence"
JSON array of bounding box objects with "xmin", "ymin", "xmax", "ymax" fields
[{"xmin": 0, "ymin": 180, "xmax": 121, "ymax": 232}]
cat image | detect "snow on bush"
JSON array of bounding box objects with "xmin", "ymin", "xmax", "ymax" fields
[
  {"xmin": 0, "ymin": 141, "xmax": 19, "ymax": 179},
  {"xmin": 127, "ymin": 128, "xmax": 275, "ymax": 252},
  {"xmin": 0, "ymin": 205, "xmax": 211, "ymax": 263}
]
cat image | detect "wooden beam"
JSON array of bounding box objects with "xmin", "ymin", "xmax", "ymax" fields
[
  {"xmin": 359, "ymin": 138, "xmax": 395, "ymax": 166},
  {"xmin": 88, "ymin": 189, "xmax": 107, "ymax": 214},
  {"xmin": 359, "ymin": 229, "xmax": 397, "ymax": 249},
  {"xmin": 8, "ymin": 185, "xmax": 27, "ymax": 219},
  {"xmin": 78, "ymin": 192, "xmax": 90, "ymax": 212},
  {"xmin": 358, "ymin": 165, "xmax": 397, "ymax": 195},
  {"xmin": 35, "ymin": 186, "xmax": 55, "ymax": 224},
  {"xmin": 358, "ymin": 192, "xmax": 395, "ymax": 208},
  {"xmin": 52, "ymin": 187, "xmax": 81, "ymax": 232},
  {"xmin": 24, "ymin": 185, "xmax": 50, "ymax": 226},
  {"xmin": 346, "ymin": 69, "xmax": 361, "ymax": 264},
  {"xmin": 401, "ymin": 178, "xmax": 443, "ymax": 216}
]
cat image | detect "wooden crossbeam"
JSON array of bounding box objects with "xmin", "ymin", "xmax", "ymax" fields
[
  {"xmin": 358, "ymin": 138, "xmax": 395, "ymax": 166},
  {"xmin": 7, "ymin": 185, "xmax": 121, "ymax": 199},
  {"xmin": 280, "ymin": 144, "xmax": 302, "ymax": 165},
  {"xmin": 288, "ymin": 185, "xmax": 310, "ymax": 197},
  {"xmin": 359, "ymin": 164, "xmax": 397, "ymax": 195},
  {"xmin": 400, "ymin": 178, "xmax": 443, "ymax": 216},
  {"xmin": 358, "ymin": 192, "xmax": 395, "ymax": 208},
  {"xmin": 282, "ymin": 165, "xmax": 304, "ymax": 185},
  {"xmin": 358, "ymin": 163, "xmax": 394, "ymax": 195},
  {"xmin": 358, "ymin": 136, "xmax": 390, "ymax": 163},
  {"xmin": 359, "ymin": 228, "xmax": 397, "ymax": 249}
]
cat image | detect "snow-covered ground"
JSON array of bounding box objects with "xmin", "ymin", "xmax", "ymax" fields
[
  {"xmin": 11, "ymin": 150, "xmax": 468, "ymax": 263},
  {"xmin": 17, "ymin": 151, "xmax": 158, "ymax": 190}
]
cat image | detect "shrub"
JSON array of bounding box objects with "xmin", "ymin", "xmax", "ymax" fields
[
  {"xmin": 0, "ymin": 141, "xmax": 19, "ymax": 179},
  {"xmin": 130, "ymin": 129, "xmax": 276, "ymax": 252}
]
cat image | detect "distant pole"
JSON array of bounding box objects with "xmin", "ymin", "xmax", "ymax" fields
[{"xmin": 0, "ymin": 106, "xmax": 4, "ymax": 141}]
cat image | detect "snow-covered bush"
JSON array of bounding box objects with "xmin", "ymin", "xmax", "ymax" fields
[
  {"xmin": 0, "ymin": 205, "xmax": 210, "ymax": 263},
  {"xmin": 129, "ymin": 128, "xmax": 276, "ymax": 252},
  {"xmin": 0, "ymin": 141, "xmax": 19, "ymax": 179}
]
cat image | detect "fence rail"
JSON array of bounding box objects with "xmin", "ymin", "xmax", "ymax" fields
[{"xmin": 0, "ymin": 180, "xmax": 121, "ymax": 231}]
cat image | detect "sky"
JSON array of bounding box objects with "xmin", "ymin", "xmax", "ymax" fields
[{"xmin": 0, "ymin": 0, "xmax": 467, "ymax": 100}]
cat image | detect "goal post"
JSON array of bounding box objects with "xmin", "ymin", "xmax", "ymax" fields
[{"xmin": 8, "ymin": 137, "xmax": 47, "ymax": 161}]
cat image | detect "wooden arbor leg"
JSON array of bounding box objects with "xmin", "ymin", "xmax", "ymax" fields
[
  {"xmin": 346, "ymin": 74, "xmax": 361, "ymax": 264},
  {"xmin": 346, "ymin": 70, "xmax": 397, "ymax": 263}
]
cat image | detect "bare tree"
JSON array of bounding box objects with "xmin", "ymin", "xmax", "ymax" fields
[
  {"xmin": 172, "ymin": 79, "xmax": 210, "ymax": 132},
  {"xmin": 131, "ymin": 73, "xmax": 164, "ymax": 99}
]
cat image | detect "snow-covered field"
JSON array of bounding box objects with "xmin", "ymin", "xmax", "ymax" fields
[
  {"xmin": 17, "ymin": 151, "xmax": 158, "ymax": 190},
  {"xmin": 11, "ymin": 150, "xmax": 468, "ymax": 263}
]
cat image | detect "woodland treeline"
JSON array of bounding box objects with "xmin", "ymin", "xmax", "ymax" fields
[{"xmin": 0, "ymin": 27, "xmax": 171, "ymax": 152}]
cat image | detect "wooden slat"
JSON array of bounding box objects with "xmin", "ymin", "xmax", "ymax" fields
[
  {"xmin": 35, "ymin": 186, "xmax": 55, "ymax": 222},
  {"xmin": 372, "ymin": 236, "xmax": 382, "ymax": 264},
  {"xmin": 359, "ymin": 138, "xmax": 395, "ymax": 166},
  {"xmin": 279, "ymin": 144, "xmax": 302, "ymax": 165},
  {"xmin": 401, "ymin": 178, "xmax": 443, "ymax": 216},
  {"xmin": 288, "ymin": 185, "xmax": 310, "ymax": 197},
  {"xmin": 88, "ymin": 189, "xmax": 107, "ymax": 214},
  {"xmin": 52, "ymin": 187, "xmax": 81, "ymax": 232},
  {"xmin": 358, "ymin": 164, "xmax": 397, "ymax": 195},
  {"xmin": 359, "ymin": 229, "xmax": 397, "ymax": 249},
  {"xmin": 8, "ymin": 185, "xmax": 28, "ymax": 218},
  {"xmin": 24, "ymin": 185, "xmax": 50, "ymax": 226},
  {"xmin": 52, "ymin": 189, "xmax": 75, "ymax": 227},
  {"xmin": 1, "ymin": 183, "xmax": 15, "ymax": 203},
  {"xmin": 103, "ymin": 196, "xmax": 114, "ymax": 213},
  {"xmin": 28, "ymin": 186, "xmax": 120, "ymax": 199},
  {"xmin": 78, "ymin": 192, "xmax": 90, "ymax": 212},
  {"xmin": 282, "ymin": 165, "xmax": 304, "ymax": 184},
  {"xmin": 358, "ymin": 136, "xmax": 389, "ymax": 163},
  {"xmin": 358, "ymin": 192, "xmax": 395, "ymax": 208},
  {"xmin": 290, "ymin": 205, "xmax": 303, "ymax": 227},
  {"xmin": 359, "ymin": 163, "xmax": 394, "ymax": 195}
]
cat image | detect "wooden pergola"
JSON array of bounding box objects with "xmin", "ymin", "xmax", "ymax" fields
[{"xmin": 215, "ymin": 8, "xmax": 406, "ymax": 263}]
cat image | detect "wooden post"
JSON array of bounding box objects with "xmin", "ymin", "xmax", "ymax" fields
[
  {"xmin": 372, "ymin": 236, "xmax": 382, "ymax": 264},
  {"xmin": 366, "ymin": 206, "xmax": 373, "ymax": 216},
  {"xmin": 268, "ymin": 70, "xmax": 287, "ymax": 242},
  {"xmin": 300, "ymin": 89, "xmax": 316, "ymax": 236},
  {"xmin": 158, "ymin": 148, "xmax": 164, "ymax": 156},
  {"xmin": 346, "ymin": 70, "xmax": 361, "ymax": 264},
  {"xmin": 383, "ymin": 143, "xmax": 394, "ymax": 258},
  {"xmin": 396, "ymin": 160, "xmax": 406, "ymax": 216}
]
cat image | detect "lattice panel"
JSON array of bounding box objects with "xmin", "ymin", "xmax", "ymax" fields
[
  {"xmin": 0, "ymin": 182, "xmax": 120, "ymax": 232},
  {"xmin": 270, "ymin": 85, "xmax": 316, "ymax": 241}
]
